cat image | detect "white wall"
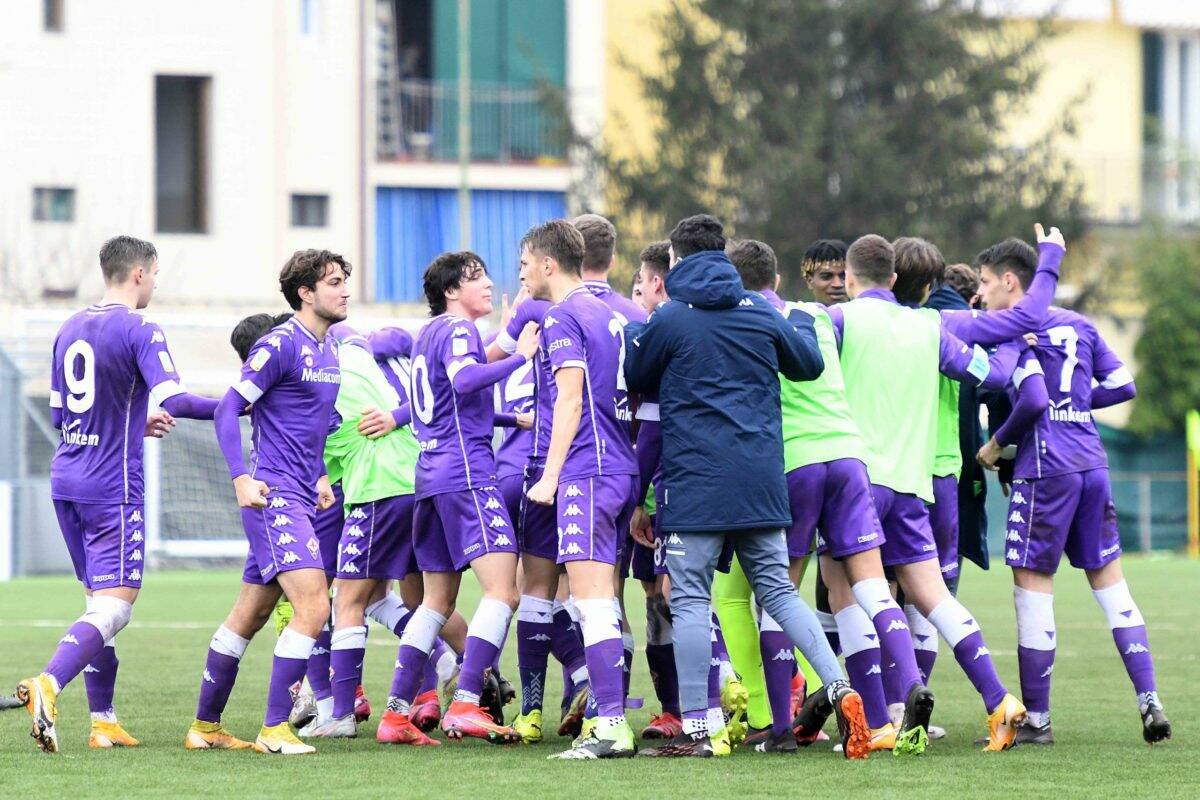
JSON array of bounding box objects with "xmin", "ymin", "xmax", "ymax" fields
[{"xmin": 0, "ymin": 0, "xmax": 362, "ymax": 305}]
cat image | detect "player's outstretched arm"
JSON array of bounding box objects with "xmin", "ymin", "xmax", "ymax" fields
[
  {"xmin": 938, "ymin": 328, "xmax": 1004, "ymax": 389},
  {"xmin": 451, "ymin": 322, "xmax": 538, "ymax": 394},
  {"xmin": 159, "ymin": 392, "xmax": 219, "ymax": 420},
  {"xmin": 942, "ymin": 224, "xmax": 1066, "ymax": 347},
  {"xmin": 773, "ymin": 306, "xmax": 824, "ymax": 382}
]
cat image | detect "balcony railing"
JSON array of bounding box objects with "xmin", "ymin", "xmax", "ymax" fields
[{"xmin": 378, "ymin": 79, "xmax": 567, "ymax": 164}]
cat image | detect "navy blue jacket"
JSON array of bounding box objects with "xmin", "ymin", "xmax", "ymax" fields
[{"xmin": 623, "ymin": 250, "xmax": 824, "ymax": 533}]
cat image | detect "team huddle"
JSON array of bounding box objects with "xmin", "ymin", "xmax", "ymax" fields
[{"xmin": 13, "ymin": 212, "xmax": 1171, "ymax": 760}]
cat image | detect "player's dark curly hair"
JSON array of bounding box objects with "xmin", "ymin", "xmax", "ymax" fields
[
  {"xmin": 423, "ymin": 251, "xmax": 488, "ymax": 316},
  {"xmin": 975, "ymin": 238, "xmax": 1037, "ymax": 290},
  {"xmin": 279, "ymin": 249, "xmax": 352, "ymax": 311},
  {"xmin": 801, "ymin": 238, "xmax": 847, "ymax": 279},
  {"xmin": 669, "ymin": 214, "xmax": 726, "ymax": 260}
]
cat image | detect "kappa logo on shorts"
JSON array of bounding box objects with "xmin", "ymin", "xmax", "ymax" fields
[
  {"xmin": 563, "ymin": 504, "xmax": 583, "ymax": 517},
  {"xmin": 269, "ymin": 496, "xmax": 289, "ymax": 509},
  {"xmin": 276, "ymin": 532, "xmax": 297, "ymax": 546},
  {"xmin": 129, "ymin": 550, "xmax": 142, "ymax": 562},
  {"xmin": 1008, "ymin": 510, "xmax": 1026, "ymax": 524},
  {"xmin": 282, "ymin": 552, "xmax": 300, "ymax": 565},
  {"xmin": 346, "ymin": 525, "xmax": 364, "ymax": 538},
  {"xmin": 272, "ymin": 515, "xmax": 292, "ymax": 528},
  {"xmin": 857, "ymin": 532, "xmax": 878, "ymax": 544},
  {"xmin": 348, "ymin": 508, "xmax": 366, "ymax": 520},
  {"xmin": 128, "ymin": 509, "xmax": 143, "ymax": 523},
  {"xmin": 343, "ymin": 543, "xmax": 362, "ymax": 556},
  {"xmin": 484, "ymin": 497, "xmax": 501, "ymax": 511},
  {"xmin": 307, "ymin": 537, "xmax": 321, "ymax": 559},
  {"xmin": 563, "ymin": 523, "xmax": 583, "ymax": 536},
  {"xmin": 341, "ymin": 562, "xmax": 360, "ymax": 575},
  {"xmin": 922, "ymin": 543, "xmax": 936, "ymax": 552},
  {"xmin": 1101, "ymin": 543, "xmax": 1120, "ymax": 557},
  {"xmin": 1007, "ymin": 548, "xmax": 1020, "ymax": 561},
  {"xmin": 1011, "ymin": 491, "xmax": 1027, "ymax": 505},
  {"xmin": 464, "ymin": 543, "xmax": 482, "ymax": 557},
  {"xmin": 128, "ymin": 568, "xmax": 141, "ymax": 581},
  {"xmin": 564, "ymin": 484, "xmax": 583, "ymax": 498},
  {"xmin": 489, "ymin": 516, "xmax": 508, "ymax": 529},
  {"xmin": 562, "ymin": 542, "xmax": 584, "ymax": 555},
  {"xmin": 1007, "ymin": 529, "xmax": 1022, "ymax": 542},
  {"xmin": 771, "ymin": 649, "xmax": 795, "ymax": 662},
  {"xmin": 494, "ymin": 534, "xmax": 512, "ymax": 547},
  {"xmin": 130, "ymin": 530, "xmax": 143, "ymax": 543}
]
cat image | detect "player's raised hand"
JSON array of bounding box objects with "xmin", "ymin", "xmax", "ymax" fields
[
  {"xmin": 515, "ymin": 321, "xmax": 540, "ymax": 359},
  {"xmin": 515, "ymin": 412, "xmax": 534, "ymax": 430},
  {"xmin": 358, "ymin": 406, "xmax": 397, "ymax": 439},
  {"xmin": 144, "ymin": 409, "xmax": 176, "ymax": 439},
  {"xmin": 630, "ymin": 506, "xmax": 654, "ymax": 548},
  {"xmin": 233, "ymin": 474, "xmax": 270, "ymax": 509},
  {"xmin": 1034, "ymin": 223, "xmax": 1065, "ymax": 251},
  {"xmin": 315, "ymin": 475, "xmax": 335, "ymax": 510},
  {"xmin": 526, "ymin": 473, "xmax": 557, "ymax": 506}
]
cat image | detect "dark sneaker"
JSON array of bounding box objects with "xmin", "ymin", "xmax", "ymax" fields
[
  {"xmin": 742, "ymin": 725, "xmax": 770, "ymax": 749},
  {"xmin": 895, "ymin": 683, "xmax": 934, "ymax": 756},
  {"xmin": 640, "ymin": 731, "xmax": 717, "ymax": 758},
  {"xmin": 791, "ymin": 688, "xmax": 834, "ymax": 746},
  {"xmin": 751, "ymin": 729, "xmax": 798, "ymax": 754},
  {"xmin": 1014, "ymin": 720, "xmax": 1054, "ymax": 746},
  {"xmin": 480, "ymin": 670, "xmax": 504, "ymax": 726},
  {"xmin": 1142, "ymin": 700, "xmax": 1171, "ymax": 744}
]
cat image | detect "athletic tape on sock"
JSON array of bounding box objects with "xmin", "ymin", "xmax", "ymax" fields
[
  {"xmin": 834, "ymin": 605, "xmax": 878, "ymax": 657},
  {"xmin": 1092, "ymin": 581, "xmax": 1145, "ymax": 629},
  {"xmin": 517, "ymin": 595, "xmax": 554, "ymax": 624},
  {"xmin": 575, "ymin": 598, "xmax": 621, "ymax": 646},
  {"xmin": 398, "ymin": 606, "xmax": 447, "ymax": 654},
  {"xmin": 331, "ymin": 625, "xmax": 368, "ymax": 650},
  {"xmin": 926, "ymin": 597, "xmax": 981, "ymax": 649},
  {"xmin": 851, "ymin": 577, "xmax": 900, "ymax": 618},
  {"xmin": 365, "ymin": 593, "xmax": 410, "ymax": 632},
  {"xmin": 467, "ymin": 598, "xmax": 513, "ymax": 648},
  {"xmin": 80, "ymin": 595, "xmax": 132, "ymax": 642},
  {"xmin": 211, "ymin": 624, "xmax": 250, "ymax": 659},
  {"xmin": 274, "ymin": 628, "xmax": 317, "ymax": 660},
  {"xmin": 1014, "ymin": 587, "xmax": 1056, "ymax": 650}
]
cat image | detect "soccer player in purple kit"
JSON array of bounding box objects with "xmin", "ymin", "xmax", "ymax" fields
[
  {"xmin": 520, "ymin": 219, "xmax": 641, "ymax": 759},
  {"xmin": 974, "ymin": 237, "xmax": 1171, "ymax": 745},
  {"xmin": 382, "ymin": 251, "xmax": 539, "ymax": 747},
  {"xmin": 16, "ymin": 236, "xmax": 220, "ymax": 754},
  {"xmin": 183, "ymin": 249, "xmax": 348, "ymax": 755}
]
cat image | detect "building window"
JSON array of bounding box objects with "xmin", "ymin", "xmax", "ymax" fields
[
  {"xmin": 44, "ymin": 0, "xmax": 64, "ymax": 32},
  {"xmin": 291, "ymin": 194, "xmax": 329, "ymax": 227},
  {"xmin": 33, "ymin": 187, "xmax": 75, "ymax": 222},
  {"xmin": 299, "ymin": 0, "xmax": 318, "ymax": 36},
  {"xmin": 155, "ymin": 75, "xmax": 209, "ymax": 233}
]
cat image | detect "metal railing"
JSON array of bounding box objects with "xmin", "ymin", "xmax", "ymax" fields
[{"xmin": 379, "ymin": 79, "xmax": 566, "ymax": 164}]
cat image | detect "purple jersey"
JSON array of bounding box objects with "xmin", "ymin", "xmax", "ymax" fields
[
  {"xmin": 49, "ymin": 303, "xmax": 187, "ymax": 504},
  {"xmin": 498, "ymin": 299, "xmax": 554, "ymax": 465},
  {"xmin": 410, "ymin": 315, "xmax": 498, "ymax": 498},
  {"xmin": 492, "ymin": 357, "xmax": 536, "ymax": 479},
  {"xmin": 233, "ymin": 317, "xmax": 341, "ymax": 498},
  {"xmin": 1008, "ymin": 308, "xmax": 1129, "ymax": 479},
  {"xmin": 583, "ymin": 279, "xmax": 646, "ymax": 427},
  {"xmin": 368, "ymin": 327, "xmax": 414, "ymax": 406},
  {"xmin": 541, "ymin": 286, "xmax": 637, "ymax": 481}
]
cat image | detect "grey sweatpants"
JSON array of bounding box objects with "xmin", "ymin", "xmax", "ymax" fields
[{"xmin": 665, "ymin": 528, "xmax": 844, "ymax": 715}]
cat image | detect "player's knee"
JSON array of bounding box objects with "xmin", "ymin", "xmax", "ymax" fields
[{"xmin": 81, "ymin": 594, "xmax": 133, "ymax": 642}]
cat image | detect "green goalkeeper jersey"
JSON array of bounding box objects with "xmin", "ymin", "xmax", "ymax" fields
[
  {"xmin": 779, "ymin": 302, "xmax": 867, "ymax": 472},
  {"xmin": 323, "ymin": 340, "xmax": 418, "ymax": 504},
  {"xmin": 933, "ymin": 375, "xmax": 962, "ymax": 479}
]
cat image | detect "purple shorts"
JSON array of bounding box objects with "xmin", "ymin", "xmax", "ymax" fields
[
  {"xmin": 787, "ymin": 459, "xmax": 884, "ymax": 560},
  {"xmin": 498, "ymin": 473, "xmax": 524, "ymax": 528},
  {"xmin": 557, "ymin": 474, "xmax": 638, "ymax": 566},
  {"xmin": 517, "ymin": 464, "xmax": 558, "ymax": 562},
  {"xmin": 1004, "ymin": 469, "xmax": 1121, "ymax": 575},
  {"xmin": 241, "ymin": 488, "xmax": 323, "ymax": 585},
  {"xmin": 929, "ymin": 475, "xmax": 960, "ymax": 580},
  {"xmin": 313, "ymin": 483, "xmax": 345, "ymax": 577},
  {"xmin": 338, "ymin": 494, "xmax": 417, "ymax": 580},
  {"xmin": 54, "ymin": 501, "xmax": 146, "ymax": 590},
  {"xmin": 872, "ymin": 485, "xmax": 938, "ymax": 568},
  {"xmin": 413, "ymin": 486, "xmax": 517, "ymax": 573},
  {"xmin": 621, "ymin": 485, "xmax": 667, "ymax": 582}
]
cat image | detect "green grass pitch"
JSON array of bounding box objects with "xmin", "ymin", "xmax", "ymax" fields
[{"xmin": 0, "ymin": 558, "xmax": 1194, "ymax": 798}]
